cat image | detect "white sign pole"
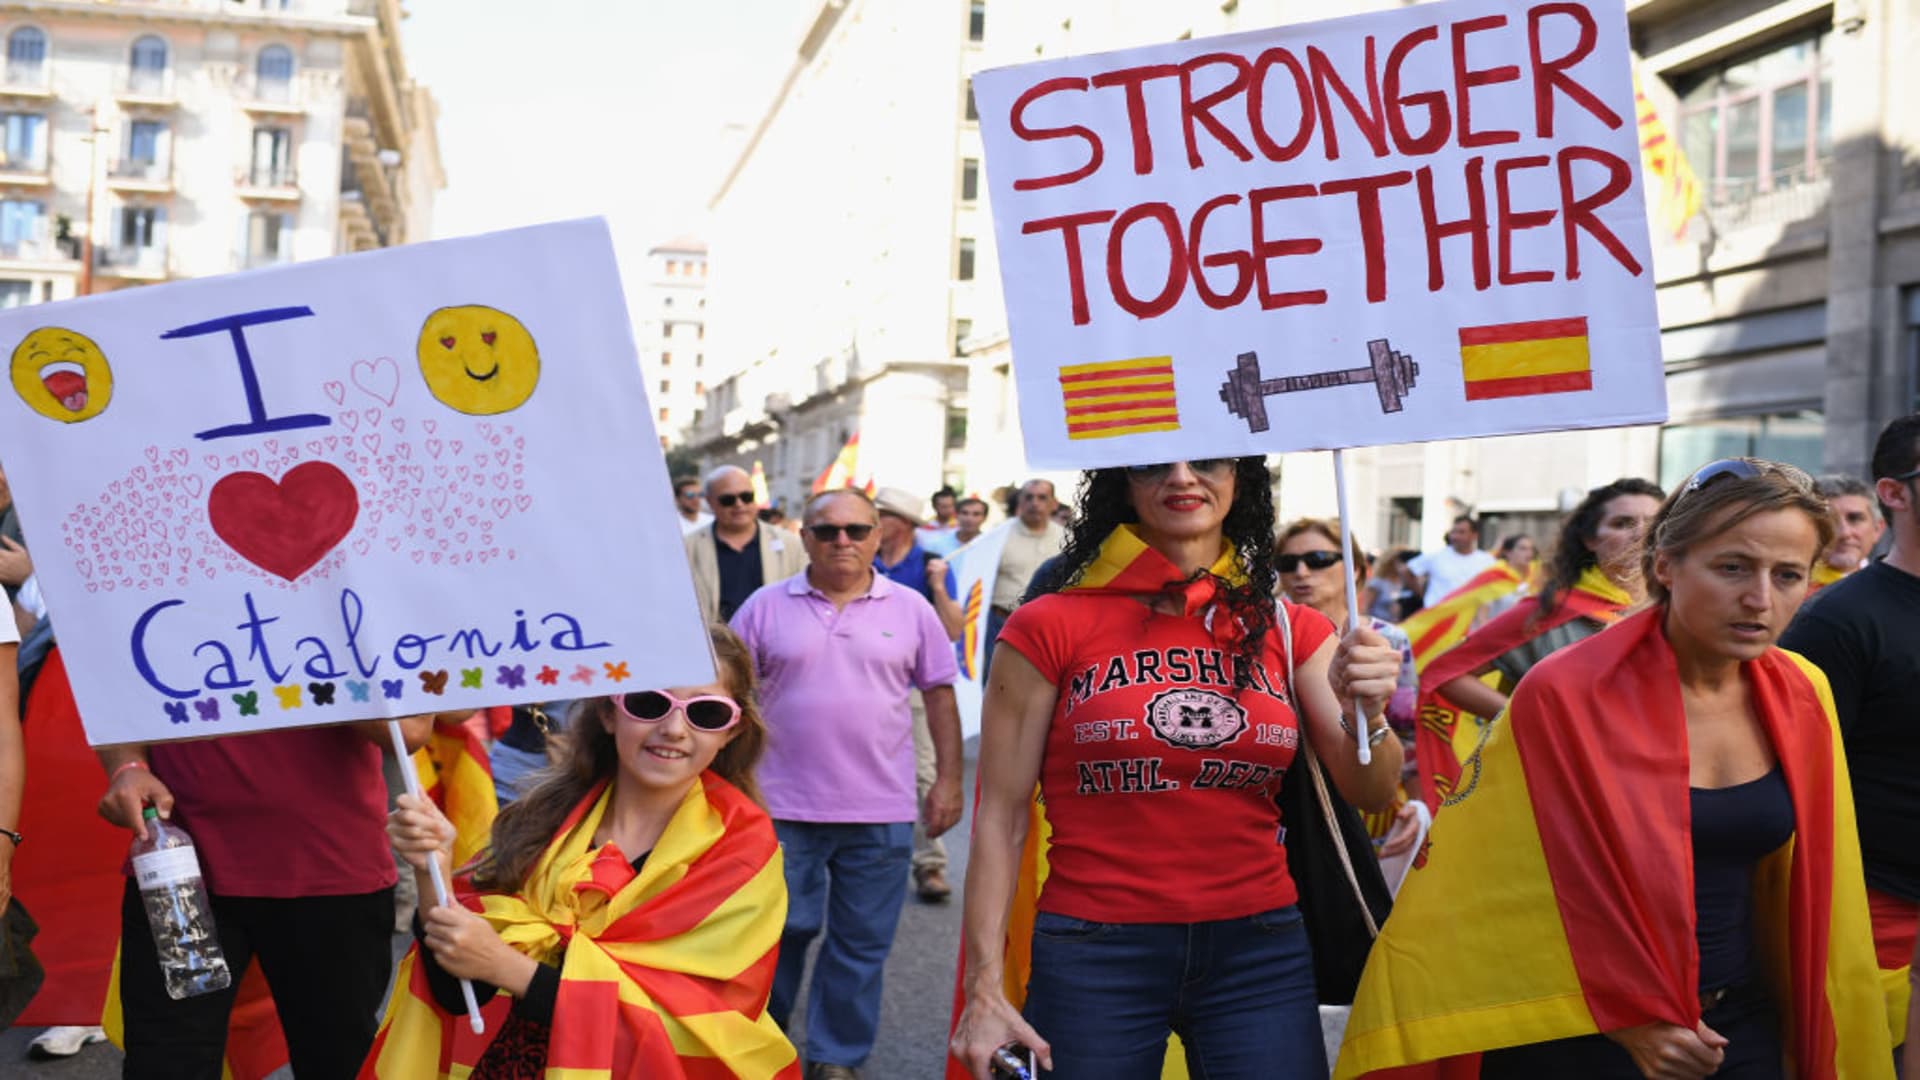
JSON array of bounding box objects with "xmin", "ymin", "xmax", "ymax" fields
[
  {"xmin": 386, "ymin": 720, "xmax": 485, "ymax": 1035},
  {"xmin": 1331, "ymin": 448, "xmax": 1371, "ymax": 766}
]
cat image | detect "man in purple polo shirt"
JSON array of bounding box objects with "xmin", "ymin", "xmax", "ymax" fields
[{"xmin": 730, "ymin": 488, "xmax": 962, "ymax": 1080}]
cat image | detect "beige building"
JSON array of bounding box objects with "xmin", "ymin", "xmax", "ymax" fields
[
  {"xmin": 693, "ymin": 0, "xmax": 1919, "ymax": 545},
  {"xmin": 639, "ymin": 236, "xmax": 708, "ymax": 449},
  {"xmin": 0, "ymin": 0, "xmax": 440, "ymax": 308}
]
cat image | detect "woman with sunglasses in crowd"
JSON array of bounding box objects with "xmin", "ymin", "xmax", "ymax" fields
[
  {"xmin": 1277, "ymin": 518, "xmax": 1423, "ymax": 857},
  {"xmin": 1337, "ymin": 459, "xmax": 1891, "ymax": 1079},
  {"xmin": 364, "ymin": 625, "xmax": 800, "ymax": 1079},
  {"xmin": 950, "ymin": 457, "xmax": 1404, "ymax": 1079}
]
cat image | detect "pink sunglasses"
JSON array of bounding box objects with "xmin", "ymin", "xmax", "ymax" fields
[{"xmin": 611, "ymin": 690, "xmax": 741, "ymax": 732}]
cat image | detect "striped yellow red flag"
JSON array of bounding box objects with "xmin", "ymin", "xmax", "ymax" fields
[
  {"xmin": 1459, "ymin": 317, "xmax": 1591, "ymax": 401},
  {"xmin": 812, "ymin": 432, "xmax": 861, "ymax": 493},
  {"xmin": 411, "ymin": 714, "xmax": 498, "ymax": 867},
  {"xmin": 1057, "ymin": 357, "xmax": 1179, "ymax": 440},
  {"xmin": 1634, "ymin": 75, "xmax": 1701, "ymax": 241},
  {"xmin": 960, "ymin": 580, "xmax": 984, "ymax": 680},
  {"xmin": 750, "ymin": 460, "xmax": 770, "ymax": 506},
  {"xmin": 1399, "ymin": 562, "xmax": 1524, "ymax": 673}
]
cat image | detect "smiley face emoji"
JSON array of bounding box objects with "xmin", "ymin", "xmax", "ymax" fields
[
  {"xmin": 417, "ymin": 305, "xmax": 540, "ymax": 415},
  {"xmin": 10, "ymin": 326, "xmax": 113, "ymax": 423}
]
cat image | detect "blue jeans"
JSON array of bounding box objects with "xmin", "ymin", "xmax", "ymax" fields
[
  {"xmin": 1022, "ymin": 905, "xmax": 1324, "ymax": 1080},
  {"xmin": 770, "ymin": 820, "xmax": 913, "ymax": 1068}
]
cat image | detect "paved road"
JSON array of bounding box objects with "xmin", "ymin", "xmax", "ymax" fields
[{"xmin": 0, "ymin": 758, "xmax": 976, "ymax": 1079}]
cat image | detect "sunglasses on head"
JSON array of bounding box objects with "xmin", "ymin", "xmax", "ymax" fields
[
  {"xmin": 807, "ymin": 522, "xmax": 875, "ymax": 542},
  {"xmin": 612, "ymin": 690, "xmax": 741, "ymax": 732},
  {"xmin": 1277, "ymin": 550, "xmax": 1343, "ymax": 573},
  {"xmin": 1124, "ymin": 459, "xmax": 1235, "ymax": 482},
  {"xmin": 712, "ymin": 492, "xmax": 753, "ymax": 508}
]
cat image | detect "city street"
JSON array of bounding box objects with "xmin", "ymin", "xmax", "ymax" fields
[{"xmin": 0, "ymin": 755, "xmax": 977, "ymax": 1079}]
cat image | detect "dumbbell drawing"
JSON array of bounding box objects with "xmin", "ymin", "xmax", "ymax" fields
[{"xmin": 1217, "ymin": 340, "xmax": 1419, "ymax": 434}]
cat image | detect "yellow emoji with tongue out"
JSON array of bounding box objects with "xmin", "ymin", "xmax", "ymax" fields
[
  {"xmin": 10, "ymin": 326, "xmax": 113, "ymax": 423},
  {"xmin": 417, "ymin": 304, "xmax": 540, "ymax": 415}
]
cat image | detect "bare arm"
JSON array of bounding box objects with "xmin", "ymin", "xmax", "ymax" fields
[
  {"xmin": 1437, "ymin": 669, "xmax": 1507, "ymax": 721},
  {"xmin": 0, "ymin": 645, "xmax": 20, "ymax": 914},
  {"xmin": 950, "ymin": 645, "xmax": 1055, "ymax": 1078},
  {"xmin": 390, "ymin": 792, "xmax": 538, "ymax": 995},
  {"xmin": 97, "ymin": 742, "xmax": 172, "ymax": 842},
  {"xmin": 925, "ymin": 557, "xmax": 965, "ymax": 641},
  {"xmin": 920, "ymin": 684, "xmax": 964, "ymax": 837},
  {"xmin": 1306, "ymin": 631, "xmax": 1405, "ymax": 812}
]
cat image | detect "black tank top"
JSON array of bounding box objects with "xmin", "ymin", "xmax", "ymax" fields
[{"xmin": 1692, "ymin": 768, "xmax": 1795, "ymax": 991}]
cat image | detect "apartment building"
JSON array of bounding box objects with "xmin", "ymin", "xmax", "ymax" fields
[
  {"xmin": 0, "ymin": 0, "xmax": 440, "ymax": 308},
  {"xmin": 639, "ymin": 235, "xmax": 708, "ymax": 449},
  {"xmin": 692, "ymin": 0, "xmax": 1920, "ymax": 545}
]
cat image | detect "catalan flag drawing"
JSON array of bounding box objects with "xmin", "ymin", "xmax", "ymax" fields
[
  {"xmin": 960, "ymin": 579, "xmax": 984, "ymax": 681},
  {"xmin": 1057, "ymin": 356, "xmax": 1180, "ymax": 440},
  {"xmin": 1458, "ymin": 317, "xmax": 1593, "ymax": 401}
]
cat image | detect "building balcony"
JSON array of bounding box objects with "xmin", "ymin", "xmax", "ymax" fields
[
  {"xmin": 0, "ymin": 156, "xmax": 51, "ymax": 187},
  {"xmin": 95, "ymin": 244, "xmax": 170, "ymax": 282},
  {"xmin": 0, "ymin": 62, "xmax": 51, "ymax": 99},
  {"xmin": 235, "ymin": 165, "xmax": 300, "ymax": 201},
  {"xmin": 337, "ymin": 190, "xmax": 381, "ymax": 250},
  {"xmin": 107, "ymin": 158, "xmax": 173, "ymax": 194},
  {"xmin": 116, "ymin": 69, "xmax": 179, "ymax": 108},
  {"xmin": 235, "ymin": 75, "xmax": 304, "ymax": 115},
  {"xmin": 0, "ymin": 237, "xmax": 73, "ymax": 266}
]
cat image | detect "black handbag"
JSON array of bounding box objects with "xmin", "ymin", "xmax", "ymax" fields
[{"xmin": 1273, "ymin": 606, "xmax": 1394, "ymax": 1006}]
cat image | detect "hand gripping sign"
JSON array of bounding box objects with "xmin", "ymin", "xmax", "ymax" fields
[{"xmin": 973, "ymin": 0, "xmax": 1664, "ymax": 467}]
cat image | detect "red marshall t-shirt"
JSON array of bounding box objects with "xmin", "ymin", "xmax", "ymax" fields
[{"xmin": 998, "ymin": 594, "xmax": 1334, "ymax": 924}]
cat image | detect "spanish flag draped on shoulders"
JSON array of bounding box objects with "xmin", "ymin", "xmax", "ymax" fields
[
  {"xmin": 1335, "ymin": 606, "xmax": 1892, "ymax": 1079},
  {"xmin": 361, "ymin": 771, "xmax": 800, "ymax": 1080},
  {"xmin": 1412, "ymin": 565, "xmax": 1629, "ymax": 814}
]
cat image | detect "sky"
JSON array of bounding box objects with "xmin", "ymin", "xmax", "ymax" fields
[{"xmin": 402, "ymin": 0, "xmax": 806, "ymax": 270}]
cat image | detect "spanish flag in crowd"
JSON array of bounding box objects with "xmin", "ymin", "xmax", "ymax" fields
[
  {"xmin": 1412, "ymin": 566, "xmax": 1629, "ymax": 816},
  {"xmin": 361, "ymin": 773, "xmax": 799, "ymax": 1079},
  {"xmin": 411, "ymin": 712, "xmax": 498, "ymax": 867},
  {"xmin": 1334, "ymin": 608, "xmax": 1892, "ymax": 1078},
  {"xmin": 945, "ymin": 526, "xmax": 1244, "ymax": 1079},
  {"xmin": 812, "ymin": 431, "xmax": 873, "ymax": 495},
  {"xmin": 1459, "ymin": 318, "xmax": 1593, "ymax": 401},
  {"xmin": 1399, "ymin": 562, "xmax": 1527, "ymax": 673},
  {"xmin": 1057, "ymin": 357, "xmax": 1180, "ymax": 441}
]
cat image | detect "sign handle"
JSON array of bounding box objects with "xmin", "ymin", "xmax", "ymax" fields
[
  {"xmin": 387, "ymin": 720, "xmax": 487, "ymax": 1035},
  {"xmin": 1331, "ymin": 449, "xmax": 1372, "ymax": 767}
]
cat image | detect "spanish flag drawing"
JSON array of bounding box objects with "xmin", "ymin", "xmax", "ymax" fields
[
  {"xmin": 1058, "ymin": 357, "xmax": 1179, "ymax": 440},
  {"xmin": 1458, "ymin": 318, "xmax": 1592, "ymax": 401},
  {"xmin": 1335, "ymin": 608, "xmax": 1893, "ymax": 1078}
]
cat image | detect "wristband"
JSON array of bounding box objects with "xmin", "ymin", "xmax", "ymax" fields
[
  {"xmin": 1338, "ymin": 714, "xmax": 1391, "ymax": 747},
  {"xmin": 109, "ymin": 760, "xmax": 150, "ymax": 785}
]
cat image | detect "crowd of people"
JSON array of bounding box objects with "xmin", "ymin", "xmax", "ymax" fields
[{"xmin": 0, "ymin": 412, "xmax": 1916, "ymax": 1079}]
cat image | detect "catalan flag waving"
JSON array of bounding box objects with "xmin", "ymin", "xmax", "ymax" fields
[
  {"xmin": 1335, "ymin": 608, "xmax": 1893, "ymax": 1078},
  {"xmin": 361, "ymin": 773, "xmax": 799, "ymax": 1079},
  {"xmin": 1057, "ymin": 357, "xmax": 1180, "ymax": 440},
  {"xmin": 1635, "ymin": 74, "xmax": 1702, "ymax": 241},
  {"xmin": 1459, "ymin": 317, "xmax": 1592, "ymax": 401}
]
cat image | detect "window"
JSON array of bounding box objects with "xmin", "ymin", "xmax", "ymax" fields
[
  {"xmin": 661, "ymin": 352, "xmax": 672, "ymax": 367},
  {"xmin": 964, "ymin": 82, "xmax": 977, "ymax": 122},
  {"xmin": 255, "ymin": 45, "xmax": 294, "ymax": 100},
  {"xmin": 658, "ymin": 407, "xmax": 670, "ymax": 423},
  {"xmin": 6, "ymin": 28, "xmax": 46, "ymax": 85},
  {"xmin": 961, "ymin": 158, "xmax": 979, "ymax": 201},
  {"xmin": 957, "ymin": 237, "xmax": 976, "ymax": 281},
  {"xmin": 662, "ymin": 295, "xmax": 673, "ymax": 307},
  {"xmin": 954, "ymin": 317, "xmax": 973, "ymax": 354},
  {"xmin": 697, "ymin": 325, "xmax": 705, "ymax": 340},
  {"xmin": 0, "ymin": 280, "xmax": 29, "ymax": 308},
  {"xmin": 0, "ymin": 199, "xmax": 43, "ymax": 257},
  {"xmin": 0, "ymin": 112, "xmax": 45, "ymax": 170},
  {"xmin": 1657, "ymin": 411, "xmax": 1823, "ymax": 491},
  {"xmin": 124, "ymin": 120, "xmax": 164, "ymax": 177},
  {"xmin": 251, "ymin": 126, "xmax": 293, "ymax": 185},
  {"xmin": 129, "ymin": 35, "xmax": 167, "ymax": 93},
  {"xmin": 659, "ymin": 379, "xmax": 670, "ymax": 394},
  {"xmin": 118, "ymin": 205, "xmax": 163, "ymax": 249},
  {"xmin": 969, "ymin": 1, "xmax": 986, "ymax": 42},
  {"xmin": 1677, "ymin": 31, "xmax": 1831, "ymax": 207},
  {"xmin": 696, "ymin": 353, "xmax": 704, "ymax": 367},
  {"xmin": 661, "ymin": 324, "xmax": 671, "ymax": 339},
  {"xmin": 245, "ymin": 209, "xmax": 292, "ymax": 266}
]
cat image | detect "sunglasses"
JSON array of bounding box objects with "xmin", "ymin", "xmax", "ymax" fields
[
  {"xmin": 612, "ymin": 690, "xmax": 741, "ymax": 732},
  {"xmin": 1682, "ymin": 458, "xmax": 1763, "ymax": 496},
  {"xmin": 1124, "ymin": 458, "xmax": 1235, "ymax": 483},
  {"xmin": 1277, "ymin": 550, "xmax": 1343, "ymax": 573},
  {"xmin": 1893, "ymin": 468, "xmax": 1920, "ymax": 485},
  {"xmin": 712, "ymin": 492, "xmax": 753, "ymax": 508},
  {"xmin": 807, "ymin": 522, "xmax": 875, "ymax": 542}
]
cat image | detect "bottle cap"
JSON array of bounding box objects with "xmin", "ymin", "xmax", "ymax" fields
[{"xmin": 141, "ymin": 806, "xmax": 158, "ymax": 821}]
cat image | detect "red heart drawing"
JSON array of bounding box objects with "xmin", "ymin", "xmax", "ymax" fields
[
  {"xmin": 207, "ymin": 462, "xmax": 359, "ymax": 581},
  {"xmin": 440, "ymin": 336, "xmax": 456, "ymax": 349}
]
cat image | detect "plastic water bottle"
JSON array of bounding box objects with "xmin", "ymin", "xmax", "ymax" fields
[{"xmin": 129, "ymin": 807, "xmax": 231, "ymax": 999}]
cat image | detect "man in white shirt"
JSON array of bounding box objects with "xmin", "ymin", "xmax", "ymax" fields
[
  {"xmin": 981, "ymin": 479, "xmax": 1067, "ymax": 681},
  {"xmin": 1409, "ymin": 515, "xmax": 1495, "ymax": 609},
  {"xmin": 674, "ymin": 475, "xmax": 713, "ymax": 537}
]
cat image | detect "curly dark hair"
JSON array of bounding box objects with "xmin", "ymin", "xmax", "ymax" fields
[
  {"xmin": 1029, "ymin": 457, "xmax": 1278, "ymax": 689},
  {"xmin": 1535, "ymin": 477, "xmax": 1665, "ymax": 618}
]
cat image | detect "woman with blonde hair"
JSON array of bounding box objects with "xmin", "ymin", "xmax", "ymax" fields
[
  {"xmin": 1337, "ymin": 459, "xmax": 1892, "ymax": 1079},
  {"xmin": 362, "ymin": 625, "xmax": 799, "ymax": 1079}
]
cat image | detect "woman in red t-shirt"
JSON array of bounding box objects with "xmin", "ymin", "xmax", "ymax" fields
[{"xmin": 950, "ymin": 457, "xmax": 1404, "ymax": 1079}]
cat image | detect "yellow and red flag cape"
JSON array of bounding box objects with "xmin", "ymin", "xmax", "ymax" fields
[
  {"xmin": 412, "ymin": 712, "xmax": 499, "ymax": 866},
  {"xmin": 1399, "ymin": 562, "xmax": 1525, "ymax": 674},
  {"xmin": 361, "ymin": 772, "xmax": 799, "ymax": 1080},
  {"xmin": 944, "ymin": 525, "xmax": 1247, "ymax": 1079},
  {"xmin": 1412, "ymin": 566, "xmax": 1628, "ymax": 815},
  {"xmin": 1335, "ymin": 607, "xmax": 1892, "ymax": 1078}
]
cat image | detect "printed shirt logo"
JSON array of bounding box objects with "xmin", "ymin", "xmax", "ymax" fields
[{"xmin": 1144, "ymin": 688, "xmax": 1247, "ymax": 750}]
